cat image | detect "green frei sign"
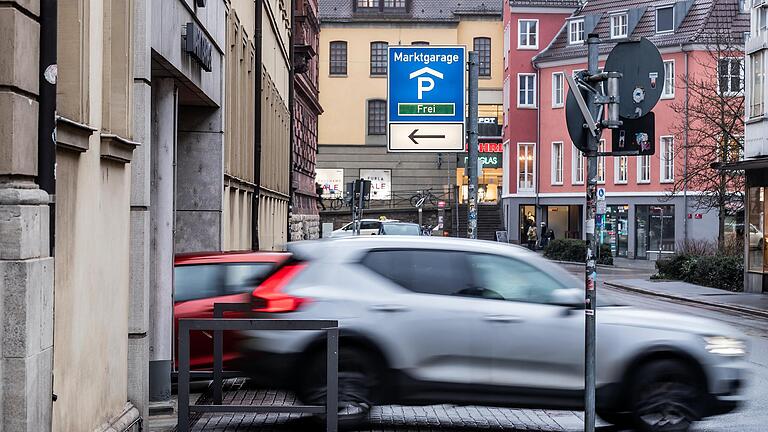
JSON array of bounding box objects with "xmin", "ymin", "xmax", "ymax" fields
[{"xmin": 398, "ymin": 103, "xmax": 455, "ymax": 116}]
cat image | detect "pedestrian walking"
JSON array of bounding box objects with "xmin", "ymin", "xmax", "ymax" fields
[
  {"xmin": 527, "ymin": 224, "xmax": 538, "ymax": 250},
  {"xmin": 539, "ymin": 222, "xmax": 549, "ymax": 248}
]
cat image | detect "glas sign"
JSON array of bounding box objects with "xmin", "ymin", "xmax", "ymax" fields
[{"xmin": 185, "ymin": 22, "xmax": 213, "ymax": 72}]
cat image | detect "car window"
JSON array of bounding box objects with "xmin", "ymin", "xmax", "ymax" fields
[
  {"xmin": 224, "ymin": 263, "xmax": 275, "ymax": 295},
  {"xmin": 174, "ymin": 265, "xmax": 224, "ymax": 302},
  {"xmin": 361, "ymin": 249, "xmax": 472, "ymax": 296},
  {"xmin": 342, "ymin": 223, "xmax": 352, "ymax": 231},
  {"xmin": 360, "ymin": 221, "xmax": 380, "ymax": 230},
  {"xmin": 381, "ymin": 224, "xmax": 421, "ymax": 236},
  {"xmin": 467, "ymin": 253, "xmax": 565, "ymax": 304}
]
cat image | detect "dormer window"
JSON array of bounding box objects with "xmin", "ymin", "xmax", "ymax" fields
[
  {"xmin": 569, "ymin": 19, "xmax": 585, "ymax": 44},
  {"xmin": 610, "ymin": 13, "xmax": 628, "ymax": 38},
  {"xmin": 656, "ymin": 6, "xmax": 674, "ymax": 33},
  {"xmin": 355, "ymin": 0, "xmax": 406, "ymax": 12}
]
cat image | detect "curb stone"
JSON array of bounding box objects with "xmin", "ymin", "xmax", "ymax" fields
[{"xmin": 604, "ymin": 281, "xmax": 768, "ymax": 320}]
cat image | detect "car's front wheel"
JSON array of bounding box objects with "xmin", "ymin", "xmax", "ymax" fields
[
  {"xmin": 297, "ymin": 347, "xmax": 380, "ymax": 428},
  {"xmin": 630, "ymin": 360, "xmax": 704, "ymax": 432}
]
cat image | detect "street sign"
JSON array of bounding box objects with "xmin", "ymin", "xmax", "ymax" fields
[
  {"xmin": 604, "ymin": 38, "xmax": 665, "ymax": 119},
  {"xmin": 611, "ymin": 113, "xmax": 656, "ymax": 155},
  {"xmin": 388, "ymin": 46, "xmax": 466, "ymax": 152},
  {"xmin": 596, "ymin": 201, "xmax": 607, "ymax": 215},
  {"xmin": 597, "ymin": 187, "xmax": 606, "ymax": 201},
  {"xmin": 565, "ymin": 74, "xmax": 593, "ymax": 154}
]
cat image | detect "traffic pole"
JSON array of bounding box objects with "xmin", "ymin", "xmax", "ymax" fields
[
  {"xmin": 584, "ymin": 32, "xmax": 601, "ymax": 432},
  {"xmin": 467, "ymin": 51, "xmax": 479, "ymax": 239}
]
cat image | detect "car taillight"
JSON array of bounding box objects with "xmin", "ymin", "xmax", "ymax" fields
[{"xmin": 251, "ymin": 263, "xmax": 309, "ymax": 313}]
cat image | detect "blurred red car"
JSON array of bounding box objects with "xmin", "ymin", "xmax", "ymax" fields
[{"xmin": 173, "ymin": 251, "xmax": 289, "ymax": 370}]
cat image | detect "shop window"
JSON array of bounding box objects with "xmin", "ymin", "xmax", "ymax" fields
[
  {"xmin": 748, "ymin": 187, "xmax": 765, "ymax": 272},
  {"xmin": 636, "ymin": 205, "xmax": 675, "ymax": 259},
  {"xmin": 600, "ymin": 205, "xmax": 629, "ymax": 258}
]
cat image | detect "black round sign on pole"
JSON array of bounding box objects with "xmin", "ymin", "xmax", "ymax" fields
[
  {"xmin": 604, "ymin": 37, "xmax": 665, "ymax": 119},
  {"xmin": 565, "ymin": 80, "xmax": 591, "ymax": 153}
]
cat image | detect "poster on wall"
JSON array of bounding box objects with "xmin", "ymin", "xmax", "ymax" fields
[
  {"xmin": 359, "ymin": 169, "xmax": 392, "ymax": 200},
  {"xmin": 315, "ymin": 168, "xmax": 344, "ymax": 198}
]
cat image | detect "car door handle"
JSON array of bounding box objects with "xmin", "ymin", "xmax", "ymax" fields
[
  {"xmin": 369, "ymin": 304, "xmax": 409, "ymax": 312},
  {"xmin": 483, "ymin": 315, "xmax": 523, "ymax": 323}
]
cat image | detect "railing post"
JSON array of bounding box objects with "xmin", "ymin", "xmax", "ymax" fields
[
  {"xmin": 213, "ymin": 304, "xmax": 224, "ymax": 405},
  {"xmin": 326, "ymin": 327, "xmax": 339, "ymax": 432},
  {"xmin": 178, "ymin": 322, "xmax": 191, "ymax": 432}
]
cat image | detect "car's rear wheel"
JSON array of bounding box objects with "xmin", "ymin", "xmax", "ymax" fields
[
  {"xmin": 297, "ymin": 347, "xmax": 380, "ymax": 429},
  {"xmin": 630, "ymin": 360, "xmax": 704, "ymax": 432}
]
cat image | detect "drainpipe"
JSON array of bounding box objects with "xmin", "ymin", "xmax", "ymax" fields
[
  {"xmin": 39, "ymin": 0, "xmax": 57, "ymax": 254},
  {"xmin": 287, "ymin": 0, "xmax": 295, "ymax": 242},
  {"xmin": 682, "ymin": 44, "xmax": 690, "ymax": 243},
  {"xmin": 252, "ymin": 0, "xmax": 263, "ymax": 250},
  {"xmin": 534, "ymin": 65, "xmax": 541, "ymax": 225}
]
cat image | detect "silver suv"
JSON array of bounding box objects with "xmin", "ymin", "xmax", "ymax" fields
[{"xmin": 239, "ymin": 237, "xmax": 748, "ymax": 432}]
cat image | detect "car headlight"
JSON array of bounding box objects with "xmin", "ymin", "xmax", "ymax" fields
[{"xmin": 704, "ymin": 336, "xmax": 747, "ymax": 356}]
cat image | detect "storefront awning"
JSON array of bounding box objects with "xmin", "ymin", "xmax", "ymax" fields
[{"xmin": 714, "ymin": 158, "xmax": 768, "ymax": 171}]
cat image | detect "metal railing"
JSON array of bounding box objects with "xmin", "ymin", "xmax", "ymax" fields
[
  {"xmin": 177, "ymin": 303, "xmax": 339, "ymax": 432},
  {"xmin": 321, "ymin": 188, "xmax": 454, "ymax": 212}
]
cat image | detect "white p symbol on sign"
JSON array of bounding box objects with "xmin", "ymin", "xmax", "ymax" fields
[
  {"xmin": 417, "ymin": 77, "xmax": 434, "ymax": 100},
  {"xmin": 409, "ymin": 67, "xmax": 444, "ymax": 101}
]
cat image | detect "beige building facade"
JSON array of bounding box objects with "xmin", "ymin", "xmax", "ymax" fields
[{"xmin": 316, "ymin": 1, "xmax": 504, "ymax": 233}]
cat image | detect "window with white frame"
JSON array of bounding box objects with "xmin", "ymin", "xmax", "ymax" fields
[
  {"xmin": 552, "ymin": 142, "xmax": 564, "ymax": 184},
  {"xmin": 638, "ymin": 155, "xmax": 651, "ymax": 183},
  {"xmin": 518, "ymin": 74, "xmax": 536, "ymax": 108},
  {"xmin": 552, "ymin": 72, "xmax": 564, "ymax": 107},
  {"xmin": 504, "ymin": 23, "xmax": 510, "ymax": 67},
  {"xmin": 615, "ymin": 156, "xmax": 628, "ymax": 184},
  {"xmin": 518, "ymin": 143, "xmax": 535, "ymax": 191},
  {"xmin": 597, "ymin": 140, "xmax": 606, "ymax": 183},
  {"xmin": 660, "ymin": 136, "xmax": 674, "ymax": 182},
  {"xmin": 573, "ymin": 147, "xmax": 584, "ymax": 184},
  {"xmin": 569, "ymin": 19, "xmax": 585, "ymax": 44},
  {"xmin": 757, "ymin": 6, "xmax": 768, "ymax": 36},
  {"xmin": 518, "ymin": 19, "xmax": 539, "ymax": 49},
  {"xmin": 662, "ymin": 60, "xmax": 675, "ymax": 98},
  {"xmin": 718, "ymin": 57, "xmax": 743, "ymax": 95},
  {"xmin": 503, "ymin": 77, "xmax": 510, "ymax": 126},
  {"xmin": 610, "ymin": 13, "xmax": 628, "ymax": 38},
  {"xmin": 751, "ymin": 51, "xmax": 765, "ymax": 117},
  {"xmin": 656, "ymin": 6, "xmax": 674, "ymax": 33}
]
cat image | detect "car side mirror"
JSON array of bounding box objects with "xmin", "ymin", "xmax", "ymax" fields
[{"xmin": 550, "ymin": 288, "xmax": 583, "ymax": 309}]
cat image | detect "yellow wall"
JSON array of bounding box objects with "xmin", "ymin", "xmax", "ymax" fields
[{"xmin": 318, "ymin": 19, "xmax": 503, "ymax": 146}]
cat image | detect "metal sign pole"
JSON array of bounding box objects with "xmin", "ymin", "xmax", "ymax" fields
[
  {"xmin": 467, "ymin": 51, "xmax": 479, "ymax": 239},
  {"xmin": 584, "ymin": 33, "xmax": 601, "ymax": 432}
]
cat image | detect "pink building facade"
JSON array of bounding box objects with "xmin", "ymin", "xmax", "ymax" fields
[{"xmin": 502, "ymin": 0, "xmax": 748, "ymax": 259}]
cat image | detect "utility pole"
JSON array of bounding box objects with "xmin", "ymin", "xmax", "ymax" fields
[
  {"xmin": 583, "ymin": 32, "xmax": 601, "ymax": 432},
  {"xmin": 467, "ymin": 51, "xmax": 479, "ymax": 239}
]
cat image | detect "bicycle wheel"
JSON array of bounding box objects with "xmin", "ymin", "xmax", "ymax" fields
[
  {"xmin": 330, "ymin": 198, "xmax": 343, "ymax": 210},
  {"xmin": 409, "ymin": 195, "xmax": 422, "ymax": 207}
]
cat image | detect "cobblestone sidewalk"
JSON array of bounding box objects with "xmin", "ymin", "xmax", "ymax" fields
[{"xmin": 182, "ymin": 380, "xmax": 595, "ymax": 432}]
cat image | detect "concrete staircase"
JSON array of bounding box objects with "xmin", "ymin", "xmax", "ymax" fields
[{"xmin": 454, "ymin": 204, "xmax": 505, "ymax": 241}]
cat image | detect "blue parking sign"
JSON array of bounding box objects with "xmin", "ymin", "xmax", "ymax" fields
[{"xmin": 387, "ymin": 46, "xmax": 466, "ymax": 152}]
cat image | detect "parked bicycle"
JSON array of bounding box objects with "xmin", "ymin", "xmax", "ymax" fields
[
  {"xmin": 322, "ymin": 195, "xmax": 349, "ymax": 211},
  {"xmin": 410, "ymin": 189, "xmax": 438, "ymax": 208}
]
